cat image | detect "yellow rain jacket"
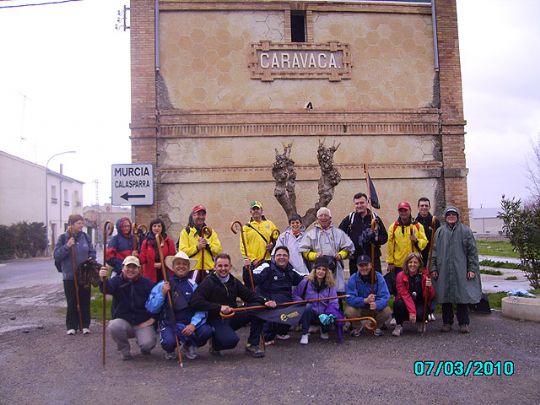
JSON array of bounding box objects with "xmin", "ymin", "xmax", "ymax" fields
[
  {"xmin": 240, "ymin": 219, "xmax": 278, "ymax": 262},
  {"xmin": 387, "ymin": 220, "xmax": 428, "ymax": 268},
  {"xmin": 178, "ymin": 226, "xmax": 222, "ymax": 271}
]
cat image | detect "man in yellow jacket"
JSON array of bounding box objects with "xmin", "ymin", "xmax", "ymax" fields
[
  {"xmin": 387, "ymin": 201, "xmax": 428, "ymax": 275},
  {"xmin": 179, "ymin": 204, "xmax": 222, "ymax": 283},
  {"xmin": 241, "ymin": 201, "xmax": 279, "ymax": 268}
]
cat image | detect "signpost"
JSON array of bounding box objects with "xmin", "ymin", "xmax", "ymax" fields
[{"xmin": 111, "ymin": 163, "xmax": 154, "ymax": 206}]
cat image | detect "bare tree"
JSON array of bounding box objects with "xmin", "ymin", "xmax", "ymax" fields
[
  {"xmin": 527, "ymin": 134, "xmax": 540, "ymax": 199},
  {"xmin": 272, "ymin": 139, "xmax": 341, "ymax": 227}
]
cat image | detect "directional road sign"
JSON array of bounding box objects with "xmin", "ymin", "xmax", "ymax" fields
[{"xmin": 111, "ymin": 163, "xmax": 154, "ymax": 206}]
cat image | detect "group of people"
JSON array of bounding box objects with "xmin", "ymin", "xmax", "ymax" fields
[{"xmin": 53, "ymin": 193, "xmax": 482, "ymax": 361}]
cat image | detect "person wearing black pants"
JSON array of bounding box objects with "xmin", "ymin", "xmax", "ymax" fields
[
  {"xmin": 54, "ymin": 214, "xmax": 96, "ymax": 336},
  {"xmin": 392, "ymin": 252, "xmax": 435, "ymax": 337},
  {"xmin": 190, "ymin": 253, "xmax": 276, "ymax": 358}
]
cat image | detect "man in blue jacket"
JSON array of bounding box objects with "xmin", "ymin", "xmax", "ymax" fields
[
  {"xmin": 99, "ymin": 256, "xmax": 156, "ymax": 360},
  {"xmin": 345, "ymin": 255, "xmax": 391, "ymax": 337},
  {"xmin": 146, "ymin": 251, "xmax": 213, "ymax": 360}
]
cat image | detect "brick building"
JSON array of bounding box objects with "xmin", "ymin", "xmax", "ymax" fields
[{"xmin": 129, "ymin": 0, "xmax": 468, "ymax": 262}]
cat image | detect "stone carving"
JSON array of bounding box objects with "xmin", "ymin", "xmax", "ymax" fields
[{"xmin": 272, "ymin": 139, "xmax": 341, "ymax": 227}]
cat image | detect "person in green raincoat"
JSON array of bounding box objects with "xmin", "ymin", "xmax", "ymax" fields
[{"xmin": 431, "ymin": 206, "xmax": 481, "ymax": 334}]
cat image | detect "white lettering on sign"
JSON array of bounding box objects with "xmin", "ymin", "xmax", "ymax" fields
[{"xmin": 258, "ymin": 50, "xmax": 342, "ymax": 70}]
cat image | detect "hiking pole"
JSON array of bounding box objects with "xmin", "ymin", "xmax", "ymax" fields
[
  {"xmin": 102, "ymin": 221, "xmax": 114, "ymax": 366},
  {"xmin": 219, "ymin": 295, "xmax": 348, "ymax": 318},
  {"xmin": 231, "ymin": 221, "xmax": 255, "ymax": 291},
  {"xmin": 156, "ymin": 233, "xmax": 183, "ymax": 368},
  {"xmin": 68, "ymin": 226, "xmax": 84, "ymax": 332},
  {"xmin": 421, "ymin": 216, "xmax": 438, "ymax": 333},
  {"xmin": 132, "ymin": 222, "xmax": 139, "ymax": 253},
  {"xmin": 196, "ymin": 226, "xmax": 212, "ymax": 284}
]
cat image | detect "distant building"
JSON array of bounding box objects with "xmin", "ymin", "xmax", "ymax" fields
[
  {"xmin": 0, "ymin": 150, "xmax": 84, "ymax": 249},
  {"xmin": 83, "ymin": 204, "xmax": 132, "ymax": 246},
  {"xmin": 469, "ymin": 207, "xmax": 503, "ymax": 236}
]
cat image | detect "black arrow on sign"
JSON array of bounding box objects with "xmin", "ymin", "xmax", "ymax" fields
[{"xmin": 121, "ymin": 192, "xmax": 146, "ymax": 201}]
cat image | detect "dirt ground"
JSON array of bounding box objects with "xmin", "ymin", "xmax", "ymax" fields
[{"xmin": 0, "ymin": 283, "xmax": 539, "ymax": 405}]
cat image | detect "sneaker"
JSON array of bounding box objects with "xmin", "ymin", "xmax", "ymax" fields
[
  {"xmin": 121, "ymin": 352, "xmax": 133, "ymax": 361},
  {"xmin": 164, "ymin": 351, "xmax": 177, "ymax": 360},
  {"xmin": 300, "ymin": 334, "xmax": 309, "ymax": 345},
  {"xmin": 373, "ymin": 328, "xmax": 383, "ymax": 337},
  {"xmin": 276, "ymin": 334, "xmax": 290, "ymax": 340},
  {"xmin": 459, "ymin": 324, "xmax": 470, "ymax": 334},
  {"xmin": 264, "ymin": 340, "xmax": 275, "ymax": 346},
  {"xmin": 245, "ymin": 344, "xmax": 265, "ymax": 358},
  {"xmin": 82, "ymin": 328, "xmax": 90, "ymax": 335},
  {"xmin": 428, "ymin": 313, "xmax": 436, "ymax": 322},
  {"xmin": 389, "ymin": 318, "xmax": 397, "ymax": 327},
  {"xmin": 320, "ymin": 331, "xmax": 329, "ymax": 340},
  {"xmin": 182, "ymin": 344, "xmax": 198, "ymax": 360},
  {"xmin": 350, "ymin": 328, "xmax": 363, "ymax": 337},
  {"xmin": 66, "ymin": 329, "xmax": 76, "ymax": 336},
  {"xmin": 441, "ymin": 324, "xmax": 452, "ymax": 333},
  {"xmin": 392, "ymin": 325, "xmax": 403, "ymax": 337}
]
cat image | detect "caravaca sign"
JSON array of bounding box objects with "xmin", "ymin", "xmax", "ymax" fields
[{"xmin": 249, "ymin": 41, "xmax": 352, "ymax": 82}]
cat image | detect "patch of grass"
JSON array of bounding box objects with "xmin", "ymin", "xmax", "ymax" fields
[
  {"xmin": 90, "ymin": 287, "xmax": 112, "ymax": 320},
  {"xmin": 487, "ymin": 292, "xmax": 507, "ymax": 309},
  {"xmin": 504, "ymin": 276, "xmax": 518, "ymax": 281},
  {"xmin": 479, "ymin": 259, "xmax": 522, "ymax": 270},
  {"xmin": 480, "ymin": 269, "xmax": 503, "ymax": 276},
  {"xmin": 476, "ymin": 240, "xmax": 518, "ymax": 258}
]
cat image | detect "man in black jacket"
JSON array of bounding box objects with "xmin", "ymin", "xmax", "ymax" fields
[
  {"xmin": 190, "ymin": 253, "xmax": 276, "ymax": 358},
  {"xmin": 339, "ymin": 192, "xmax": 388, "ymax": 275},
  {"xmin": 99, "ymin": 256, "xmax": 156, "ymax": 360}
]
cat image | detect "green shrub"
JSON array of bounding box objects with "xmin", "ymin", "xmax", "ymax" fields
[{"xmin": 480, "ymin": 269, "xmax": 503, "ymax": 276}]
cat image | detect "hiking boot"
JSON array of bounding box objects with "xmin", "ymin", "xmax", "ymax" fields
[
  {"xmin": 276, "ymin": 334, "xmax": 290, "ymax": 340},
  {"xmin": 459, "ymin": 324, "xmax": 470, "ymax": 334},
  {"xmin": 300, "ymin": 334, "xmax": 309, "ymax": 345},
  {"xmin": 392, "ymin": 325, "xmax": 402, "ymax": 337},
  {"xmin": 66, "ymin": 329, "xmax": 76, "ymax": 336},
  {"xmin": 141, "ymin": 349, "xmax": 152, "ymax": 356},
  {"xmin": 209, "ymin": 341, "xmax": 221, "ymax": 356},
  {"xmin": 164, "ymin": 351, "xmax": 177, "ymax": 360},
  {"xmin": 373, "ymin": 328, "xmax": 383, "ymax": 337},
  {"xmin": 441, "ymin": 324, "xmax": 452, "ymax": 332},
  {"xmin": 245, "ymin": 344, "xmax": 265, "ymax": 358},
  {"xmin": 182, "ymin": 344, "xmax": 198, "ymax": 360},
  {"xmin": 82, "ymin": 328, "xmax": 90, "ymax": 335},
  {"xmin": 320, "ymin": 331, "xmax": 329, "ymax": 340}
]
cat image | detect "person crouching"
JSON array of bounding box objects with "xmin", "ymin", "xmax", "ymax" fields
[
  {"xmin": 99, "ymin": 256, "xmax": 156, "ymax": 360},
  {"xmin": 392, "ymin": 253, "xmax": 435, "ymax": 336},
  {"xmin": 145, "ymin": 251, "xmax": 213, "ymax": 360}
]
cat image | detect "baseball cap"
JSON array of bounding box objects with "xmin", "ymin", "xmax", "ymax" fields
[
  {"xmin": 192, "ymin": 204, "xmax": 206, "ymax": 214},
  {"xmin": 122, "ymin": 256, "xmax": 140, "ymax": 267},
  {"xmin": 356, "ymin": 255, "xmax": 371, "ymax": 265},
  {"xmin": 250, "ymin": 200, "xmax": 263, "ymax": 209},
  {"xmin": 397, "ymin": 201, "xmax": 411, "ymax": 211}
]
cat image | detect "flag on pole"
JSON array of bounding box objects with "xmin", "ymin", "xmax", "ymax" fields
[
  {"xmin": 364, "ymin": 165, "xmax": 380, "ymax": 209},
  {"xmin": 251, "ymin": 304, "xmax": 306, "ymax": 326}
]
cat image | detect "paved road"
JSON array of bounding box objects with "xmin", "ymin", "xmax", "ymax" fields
[{"xmin": 0, "ymin": 257, "xmax": 60, "ymax": 290}]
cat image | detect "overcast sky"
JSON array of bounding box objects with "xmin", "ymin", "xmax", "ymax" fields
[{"xmin": 0, "ymin": 0, "xmax": 538, "ymax": 209}]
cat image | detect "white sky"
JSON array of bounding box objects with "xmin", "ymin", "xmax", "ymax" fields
[{"xmin": 0, "ymin": 0, "xmax": 538, "ymax": 209}]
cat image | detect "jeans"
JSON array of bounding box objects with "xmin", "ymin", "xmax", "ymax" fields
[{"xmin": 160, "ymin": 321, "xmax": 213, "ymax": 352}]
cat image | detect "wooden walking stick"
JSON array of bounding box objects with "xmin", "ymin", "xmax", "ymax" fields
[
  {"xmin": 156, "ymin": 233, "xmax": 183, "ymax": 367},
  {"xmin": 421, "ymin": 216, "xmax": 438, "ymax": 332},
  {"xmin": 196, "ymin": 226, "xmax": 212, "ymax": 284},
  {"xmin": 102, "ymin": 221, "xmax": 114, "ymax": 366},
  {"xmin": 231, "ymin": 221, "xmax": 255, "ymax": 291},
  {"xmin": 132, "ymin": 222, "xmax": 139, "ymax": 253},
  {"xmin": 68, "ymin": 225, "xmax": 84, "ymax": 332},
  {"xmin": 219, "ymin": 295, "xmax": 349, "ymax": 318}
]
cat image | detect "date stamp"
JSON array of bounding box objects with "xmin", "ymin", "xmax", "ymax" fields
[{"xmin": 414, "ymin": 361, "xmax": 514, "ymax": 377}]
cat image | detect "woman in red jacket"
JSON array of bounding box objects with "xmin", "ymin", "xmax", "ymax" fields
[
  {"xmin": 392, "ymin": 252, "xmax": 435, "ymax": 336},
  {"xmin": 139, "ymin": 218, "xmax": 176, "ymax": 284}
]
